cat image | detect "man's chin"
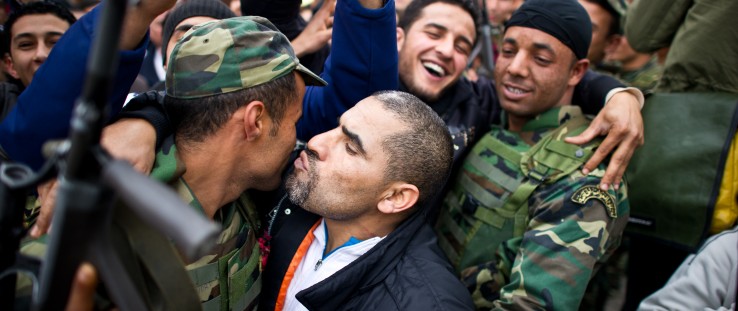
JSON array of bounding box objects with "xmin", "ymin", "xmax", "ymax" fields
[
  {"xmin": 285, "ymin": 175, "xmax": 309, "ymax": 206},
  {"xmin": 409, "ymin": 86, "xmax": 443, "ymax": 104},
  {"xmin": 499, "ymin": 99, "xmax": 525, "ymax": 112}
]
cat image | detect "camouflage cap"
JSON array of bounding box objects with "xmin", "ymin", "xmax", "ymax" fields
[{"xmin": 166, "ymin": 16, "xmax": 327, "ymax": 99}]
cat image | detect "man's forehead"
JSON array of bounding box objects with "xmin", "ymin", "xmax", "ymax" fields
[
  {"xmin": 417, "ymin": 3, "xmax": 476, "ymax": 41},
  {"xmin": 340, "ymin": 99, "xmax": 377, "ymax": 124},
  {"xmin": 504, "ymin": 26, "xmax": 567, "ymax": 49},
  {"xmin": 342, "ymin": 98, "xmax": 409, "ymax": 140},
  {"xmin": 339, "ymin": 99, "xmax": 390, "ymax": 135}
]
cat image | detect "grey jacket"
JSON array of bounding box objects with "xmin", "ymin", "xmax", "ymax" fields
[{"xmin": 639, "ymin": 227, "xmax": 738, "ymax": 310}]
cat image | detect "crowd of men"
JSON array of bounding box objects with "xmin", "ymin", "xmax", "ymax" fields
[{"xmin": 0, "ymin": 0, "xmax": 736, "ymax": 310}]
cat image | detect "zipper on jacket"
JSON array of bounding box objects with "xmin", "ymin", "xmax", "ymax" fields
[{"xmin": 267, "ymin": 194, "xmax": 289, "ymax": 237}]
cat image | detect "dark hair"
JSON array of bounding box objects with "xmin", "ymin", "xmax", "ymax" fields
[
  {"xmin": 399, "ymin": 0, "xmax": 480, "ymax": 41},
  {"xmin": 2, "ymin": 1, "xmax": 77, "ymax": 55},
  {"xmin": 165, "ymin": 73, "xmax": 298, "ymax": 144},
  {"xmin": 69, "ymin": 0, "xmax": 101, "ymax": 11},
  {"xmin": 373, "ymin": 90, "xmax": 453, "ymax": 206},
  {"xmin": 582, "ymin": 0, "xmax": 621, "ymax": 36}
]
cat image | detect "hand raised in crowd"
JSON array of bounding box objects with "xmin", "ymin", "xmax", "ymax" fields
[
  {"xmin": 120, "ymin": 0, "xmax": 178, "ymax": 50},
  {"xmin": 29, "ymin": 119, "xmax": 158, "ymax": 238},
  {"xmin": 291, "ymin": 0, "xmax": 386, "ymax": 57},
  {"xmin": 292, "ymin": 0, "xmax": 335, "ymax": 57},
  {"xmin": 566, "ymin": 91, "xmax": 645, "ymax": 190}
]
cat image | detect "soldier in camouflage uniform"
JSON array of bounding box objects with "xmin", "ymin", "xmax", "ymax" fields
[
  {"xmin": 435, "ymin": 0, "xmax": 630, "ymax": 309},
  {"xmin": 612, "ymin": 54, "xmax": 662, "ymax": 94},
  {"xmin": 601, "ymin": 0, "xmax": 663, "ymax": 94},
  {"xmin": 21, "ymin": 16, "xmax": 327, "ymax": 311},
  {"xmin": 148, "ymin": 16, "xmax": 325, "ymax": 310}
]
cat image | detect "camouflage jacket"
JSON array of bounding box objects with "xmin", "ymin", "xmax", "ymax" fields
[
  {"xmin": 616, "ymin": 57, "xmax": 663, "ymax": 94},
  {"xmin": 152, "ymin": 137, "xmax": 262, "ymax": 311},
  {"xmin": 436, "ymin": 106, "xmax": 630, "ymax": 310},
  {"xmin": 18, "ymin": 137, "xmax": 263, "ymax": 310}
]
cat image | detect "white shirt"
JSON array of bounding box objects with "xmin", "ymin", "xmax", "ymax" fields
[{"xmin": 283, "ymin": 219, "xmax": 383, "ymax": 311}]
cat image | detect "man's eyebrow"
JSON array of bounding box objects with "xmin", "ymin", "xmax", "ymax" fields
[
  {"xmin": 12, "ymin": 32, "xmax": 41, "ymax": 41},
  {"xmin": 502, "ymin": 38, "xmax": 555, "ymax": 55},
  {"xmin": 342, "ymin": 125, "xmax": 367, "ymax": 157},
  {"xmin": 532, "ymin": 42, "xmax": 555, "ymax": 54},
  {"xmin": 175, "ymin": 24, "xmax": 195, "ymax": 33},
  {"xmin": 14, "ymin": 31, "xmax": 65, "ymax": 41},
  {"xmin": 12, "ymin": 33, "xmax": 33, "ymax": 41},
  {"xmin": 426, "ymin": 22, "xmax": 473, "ymax": 47},
  {"xmin": 425, "ymin": 22, "xmax": 448, "ymax": 32}
]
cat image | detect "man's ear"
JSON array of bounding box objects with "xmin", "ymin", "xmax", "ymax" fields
[
  {"xmin": 377, "ymin": 182, "xmax": 419, "ymax": 215},
  {"xmin": 568, "ymin": 58, "xmax": 590, "ymax": 87},
  {"xmin": 241, "ymin": 101, "xmax": 266, "ymax": 141},
  {"xmin": 396, "ymin": 27, "xmax": 405, "ymax": 53},
  {"xmin": 4, "ymin": 54, "xmax": 19, "ymax": 80}
]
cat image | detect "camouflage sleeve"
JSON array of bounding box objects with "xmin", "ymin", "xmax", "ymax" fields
[
  {"xmin": 296, "ymin": 0, "xmax": 398, "ymax": 140},
  {"xmin": 464, "ymin": 172, "xmax": 629, "ymax": 310}
]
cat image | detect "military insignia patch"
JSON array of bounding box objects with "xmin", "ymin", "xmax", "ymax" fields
[{"xmin": 571, "ymin": 186, "xmax": 617, "ymax": 218}]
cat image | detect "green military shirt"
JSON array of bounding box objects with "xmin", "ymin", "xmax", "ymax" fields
[
  {"xmin": 150, "ymin": 137, "xmax": 262, "ymax": 311},
  {"xmin": 436, "ymin": 106, "xmax": 630, "ymax": 310},
  {"xmin": 19, "ymin": 137, "xmax": 263, "ymax": 311},
  {"xmin": 616, "ymin": 57, "xmax": 663, "ymax": 94}
]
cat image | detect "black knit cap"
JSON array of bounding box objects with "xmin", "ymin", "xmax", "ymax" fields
[
  {"xmin": 161, "ymin": 0, "xmax": 236, "ymax": 65},
  {"xmin": 504, "ymin": 0, "xmax": 592, "ymax": 60}
]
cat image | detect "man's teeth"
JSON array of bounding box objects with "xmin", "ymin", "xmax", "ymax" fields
[
  {"xmin": 506, "ymin": 86, "xmax": 526, "ymax": 94},
  {"xmin": 423, "ymin": 62, "xmax": 445, "ymax": 77}
]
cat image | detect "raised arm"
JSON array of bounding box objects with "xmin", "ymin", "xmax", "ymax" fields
[
  {"xmin": 101, "ymin": 0, "xmax": 398, "ymax": 153},
  {"xmin": 297, "ymin": 0, "xmax": 397, "ymax": 140},
  {"xmin": 17, "ymin": 0, "xmax": 176, "ymax": 238},
  {"xmin": 0, "ymin": 0, "xmax": 175, "ymax": 170},
  {"xmin": 291, "ymin": 0, "xmax": 335, "ymax": 58}
]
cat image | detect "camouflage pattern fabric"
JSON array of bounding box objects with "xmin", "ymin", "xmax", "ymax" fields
[
  {"xmin": 616, "ymin": 56, "xmax": 663, "ymax": 94},
  {"xmin": 18, "ymin": 137, "xmax": 263, "ymax": 311},
  {"xmin": 153, "ymin": 136, "xmax": 263, "ymax": 311},
  {"xmin": 436, "ymin": 106, "xmax": 630, "ymax": 310},
  {"xmin": 166, "ymin": 16, "xmax": 326, "ymax": 99}
]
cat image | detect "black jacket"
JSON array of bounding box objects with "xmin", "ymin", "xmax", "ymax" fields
[
  {"xmin": 0, "ymin": 81, "xmax": 21, "ymax": 123},
  {"xmin": 259, "ymin": 190, "xmax": 474, "ymax": 311},
  {"xmin": 0, "ymin": 82, "xmax": 21, "ymax": 162}
]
